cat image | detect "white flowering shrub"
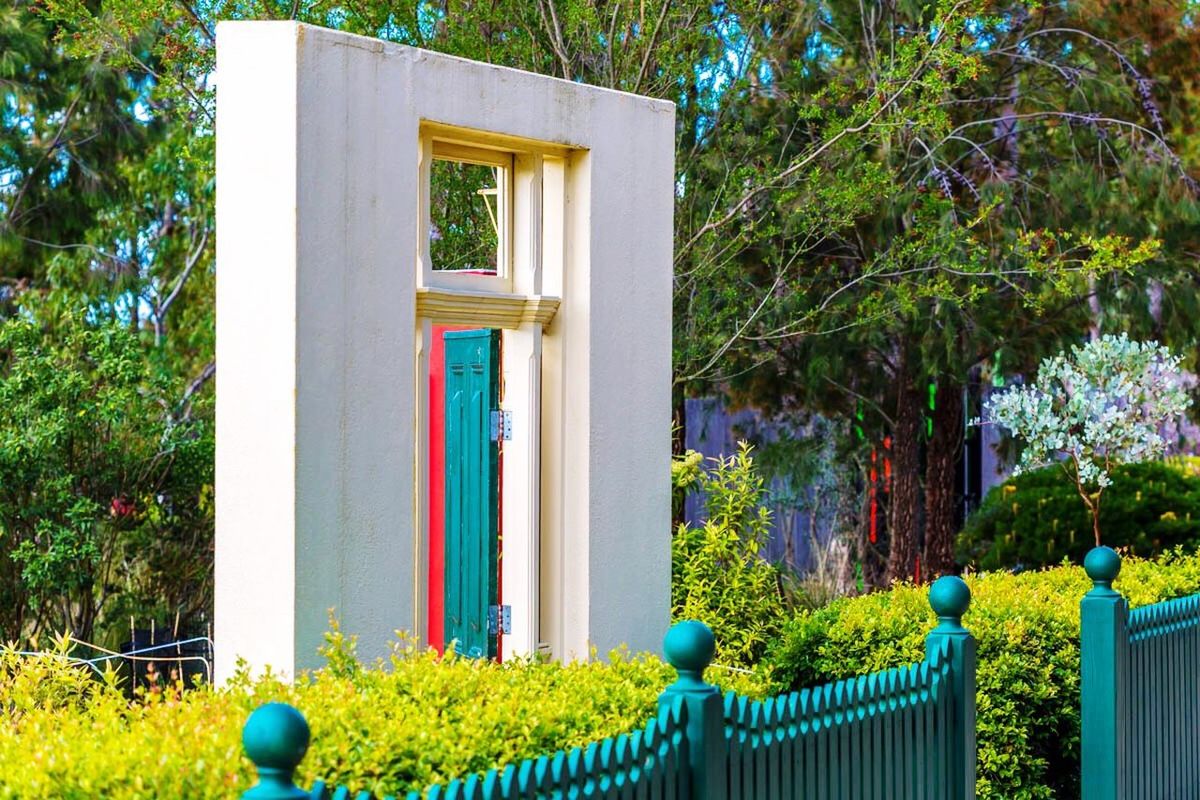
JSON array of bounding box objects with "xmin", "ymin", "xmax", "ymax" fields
[{"xmin": 985, "ymin": 333, "xmax": 1192, "ymax": 545}]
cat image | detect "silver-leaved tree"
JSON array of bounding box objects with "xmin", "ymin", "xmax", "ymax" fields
[{"xmin": 986, "ymin": 334, "xmax": 1192, "ymax": 547}]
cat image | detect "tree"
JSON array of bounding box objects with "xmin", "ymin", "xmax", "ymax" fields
[
  {"xmin": 704, "ymin": 0, "xmax": 1192, "ymax": 584},
  {"xmin": 0, "ymin": 1, "xmax": 159, "ymax": 287},
  {"xmin": 33, "ymin": 0, "xmax": 986, "ymax": 594},
  {"xmin": 0, "ymin": 313, "xmax": 213, "ymax": 643},
  {"xmin": 39, "ymin": 0, "xmax": 1034, "ymax": 430},
  {"xmin": 0, "ymin": 0, "xmax": 215, "ymax": 641},
  {"xmin": 25, "ymin": 0, "xmax": 1200, "ymax": 602},
  {"xmin": 985, "ymin": 333, "xmax": 1192, "ymax": 546}
]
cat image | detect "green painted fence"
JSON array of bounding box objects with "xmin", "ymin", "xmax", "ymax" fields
[
  {"xmin": 1081, "ymin": 546, "xmax": 1200, "ymax": 800},
  {"xmin": 238, "ymin": 576, "xmax": 976, "ymax": 799}
]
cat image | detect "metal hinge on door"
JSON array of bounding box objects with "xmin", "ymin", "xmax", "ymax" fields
[
  {"xmin": 487, "ymin": 604, "xmax": 512, "ymax": 635},
  {"xmin": 489, "ymin": 410, "xmax": 513, "ymax": 442}
]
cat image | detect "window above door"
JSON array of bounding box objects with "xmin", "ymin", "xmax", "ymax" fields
[
  {"xmin": 417, "ymin": 122, "xmax": 569, "ymax": 324},
  {"xmin": 427, "ymin": 141, "xmax": 511, "ymax": 283}
]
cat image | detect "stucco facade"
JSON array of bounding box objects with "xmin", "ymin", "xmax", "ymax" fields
[{"xmin": 215, "ymin": 22, "xmax": 674, "ymax": 679}]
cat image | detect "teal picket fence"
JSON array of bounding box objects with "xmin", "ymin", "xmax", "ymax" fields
[
  {"xmin": 1081, "ymin": 546, "xmax": 1200, "ymax": 800},
  {"xmin": 238, "ymin": 576, "xmax": 976, "ymax": 800}
]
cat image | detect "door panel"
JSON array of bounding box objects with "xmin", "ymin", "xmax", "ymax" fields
[{"xmin": 443, "ymin": 328, "xmax": 500, "ymax": 659}]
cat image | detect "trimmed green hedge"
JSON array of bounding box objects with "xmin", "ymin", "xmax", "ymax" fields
[
  {"xmin": 763, "ymin": 549, "xmax": 1200, "ymax": 800},
  {"xmin": 9, "ymin": 549, "xmax": 1200, "ymax": 798},
  {"xmin": 0, "ymin": 628, "xmax": 765, "ymax": 799},
  {"xmin": 959, "ymin": 460, "xmax": 1200, "ymax": 571}
]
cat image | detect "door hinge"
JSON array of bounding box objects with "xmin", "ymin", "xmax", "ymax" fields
[
  {"xmin": 488, "ymin": 604, "xmax": 512, "ymax": 635},
  {"xmin": 490, "ymin": 410, "xmax": 513, "ymax": 442}
]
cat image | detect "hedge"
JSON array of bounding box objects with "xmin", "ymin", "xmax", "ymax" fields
[
  {"xmin": 763, "ymin": 548, "xmax": 1200, "ymax": 800},
  {"xmin": 9, "ymin": 553, "xmax": 1200, "ymax": 799},
  {"xmin": 958, "ymin": 459, "xmax": 1200, "ymax": 571},
  {"xmin": 0, "ymin": 627, "xmax": 765, "ymax": 799}
]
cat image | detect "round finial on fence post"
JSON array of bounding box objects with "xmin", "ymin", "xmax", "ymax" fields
[
  {"xmin": 663, "ymin": 620, "xmax": 715, "ymax": 693},
  {"xmin": 929, "ymin": 576, "xmax": 971, "ymax": 632},
  {"xmin": 241, "ymin": 702, "xmax": 312, "ymax": 800},
  {"xmin": 1084, "ymin": 546, "xmax": 1121, "ymax": 594}
]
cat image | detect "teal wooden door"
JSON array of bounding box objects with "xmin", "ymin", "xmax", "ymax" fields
[{"xmin": 443, "ymin": 329, "xmax": 500, "ymax": 659}]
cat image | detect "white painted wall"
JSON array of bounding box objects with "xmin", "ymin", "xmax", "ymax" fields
[{"xmin": 216, "ymin": 22, "xmax": 674, "ymax": 678}]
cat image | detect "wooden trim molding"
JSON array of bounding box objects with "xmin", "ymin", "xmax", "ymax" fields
[
  {"xmin": 421, "ymin": 121, "xmax": 575, "ymax": 159},
  {"xmin": 416, "ymin": 287, "xmax": 560, "ymax": 329}
]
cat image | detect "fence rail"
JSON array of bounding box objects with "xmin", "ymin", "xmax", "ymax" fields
[
  {"xmin": 238, "ymin": 576, "xmax": 976, "ymax": 800},
  {"xmin": 1081, "ymin": 546, "xmax": 1200, "ymax": 800}
]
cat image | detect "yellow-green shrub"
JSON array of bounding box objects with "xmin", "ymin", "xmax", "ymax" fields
[
  {"xmin": 0, "ymin": 628, "xmax": 766, "ymax": 799},
  {"xmin": 764, "ymin": 549, "xmax": 1200, "ymax": 800},
  {"xmin": 672, "ymin": 444, "xmax": 787, "ymax": 668}
]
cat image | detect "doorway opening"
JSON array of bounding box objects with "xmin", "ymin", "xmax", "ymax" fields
[
  {"xmin": 413, "ymin": 123, "xmax": 569, "ymax": 662},
  {"xmin": 428, "ymin": 325, "xmax": 505, "ymax": 659}
]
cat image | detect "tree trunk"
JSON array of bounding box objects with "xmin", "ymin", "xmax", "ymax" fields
[
  {"xmin": 923, "ymin": 379, "xmax": 964, "ymax": 579},
  {"xmin": 886, "ymin": 351, "xmax": 922, "ymax": 584}
]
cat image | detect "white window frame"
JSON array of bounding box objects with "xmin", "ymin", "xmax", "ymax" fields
[{"xmin": 420, "ymin": 136, "xmax": 514, "ymax": 294}]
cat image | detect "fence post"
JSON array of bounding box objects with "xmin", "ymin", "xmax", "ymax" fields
[
  {"xmin": 659, "ymin": 620, "xmax": 727, "ymax": 800},
  {"xmin": 925, "ymin": 575, "xmax": 976, "ymax": 800},
  {"xmin": 241, "ymin": 702, "xmax": 313, "ymax": 799},
  {"xmin": 1080, "ymin": 546, "xmax": 1128, "ymax": 800}
]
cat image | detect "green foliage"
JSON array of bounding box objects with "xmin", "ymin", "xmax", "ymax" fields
[
  {"xmin": 669, "ymin": 449, "xmax": 704, "ymax": 494},
  {"xmin": 0, "ymin": 626, "xmax": 766, "ymax": 799},
  {"xmin": 428, "ymin": 159, "xmax": 501, "ymax": 273},
  {"xmin": 0, "ymin": 313, "xmax": 213, "ymax": 643},
  {"xmin": 1166, "ymin": 455, "xmax": 1200, "ymax": 479},
  {"xmin": 985, "ymin": 334, "xmax": 1192, "ymax": 546},
  {"xmin": 0, "ymin": 1, "xmax": 160, "ymax": 283},
  {"xmin": 764, "ymin": 549, "xmax": 1200, "ymax": 800},
  {"xmin": 672, "ymin": 444, "xmax": 785, "ymax": 668},
  {"xmin": 959, "ymin": 461, "xmax": 1200, "ymax": 572}
]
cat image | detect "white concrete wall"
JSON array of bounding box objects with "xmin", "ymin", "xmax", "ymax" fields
[{"xmin": 216, "ymin": 22, "xmax": 674, "ymax": 677}]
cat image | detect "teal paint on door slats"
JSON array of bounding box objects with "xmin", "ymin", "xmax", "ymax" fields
[{"xmin": 442, "ymin": 329, "xmax": 500, "ymax": 661}]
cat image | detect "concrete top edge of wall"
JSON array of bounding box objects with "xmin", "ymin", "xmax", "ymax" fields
[{"xmin": 214, "ymin": 20, "xmax": 677, "ymax": 115}]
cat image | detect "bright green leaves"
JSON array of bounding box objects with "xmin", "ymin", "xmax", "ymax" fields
[
  {"xmin": 0, "ymin": 313, "xmax": 213, "ymax": 643},
  {"xmin": 0, "ymin": 627, "xmax": 765, "ymax": 798},
  {"xmin": 671, "ymin": 443, "xmax": 786, "ymax": 669}
]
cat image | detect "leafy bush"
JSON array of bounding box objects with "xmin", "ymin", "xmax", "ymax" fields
[
  {"xmin": 0, "ymin": 314, "xmax": 214, "ymax": 645},
  {"xmin": 764, "ymin": 549, "xmax": 1200, "ymax": 800},
  {"xmin": 672, "ymin": 444, "xmax": 786, "ymax": 668},
  {"xmin": 959, "ymin": 460, "xmax": 1200, "ymax": 571},
  {"xmin": 1166, "ymin": 455, "xmax": 1200, "ymax": 478},
  {"xmin": 0, "ymin": 627, "xmax": 766, "ymax": 799}
]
